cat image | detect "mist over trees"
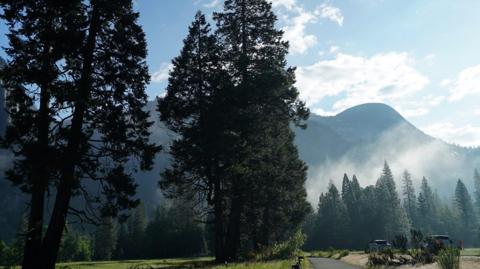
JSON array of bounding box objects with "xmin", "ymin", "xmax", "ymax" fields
[{"xmin": 304, "ymin": 163, "xmax": 480, "ymax": 250}]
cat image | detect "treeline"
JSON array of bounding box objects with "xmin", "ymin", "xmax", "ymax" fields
[
  {"xmin": 304, "ymin": 163, "xmax": 480, "ymax": 250},
  {"xmin": 0, "ymin": 200, "xmax": 206, "ymax": 265}
]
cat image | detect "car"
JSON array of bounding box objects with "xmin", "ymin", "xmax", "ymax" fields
[
  {"xmin": 425, "ymin": 235, "xmax": 452, "ymax": 252},
  {"xmin": 366, "ymin": 240, "xmax": 391, "ymax": 253}
]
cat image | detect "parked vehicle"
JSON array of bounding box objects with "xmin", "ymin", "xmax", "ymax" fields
[
  {"xmin": 425, "ymin": 235, "xmax": 453, "ymax": 253},
  {"xmin": 365, "ymin": 240, "xmax": 391, "ymax": 253}
]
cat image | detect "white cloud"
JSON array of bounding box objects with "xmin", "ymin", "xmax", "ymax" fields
[
  {"xmin": 422, "ymin": 122, "xmax": 480, "ymax": 147},
  {"xmin": 151, "ymin": 62, "xmax": 173, "ymax": 83},
  {"xmin": 316, "ymin": 3, "xmax": 344, "ymax": 26},
  {"xmin": 448, "ymin": 65, "xmax": 480, "ymax": 101},
  {"xmin": 273, "ymin": 1, "xmax": 343, "ymax": 55},
  {"xmin": 475, "ymin": 109, "xmax": 480, "ymax": 116},
  {"xmin": 282, "ymin": 8, "xmax": 318, "ymax": 54},
  {"xmin": 329, "ymin": 45, "xmax": 339, "ymax": 54},
  {"xmin": 271, "ymin": 0, "xmax": 297, "ymax": 10},
  {"xmin": 296, "ymin": 52, "xmax": 430, "ymax": 113},
  {"xmin": 439, "ymin": 79, "xmax": 452, "ymax": 87},
  {"xmin": 203, "ymin": 0, "xmax": 221, "ymax": 8}
]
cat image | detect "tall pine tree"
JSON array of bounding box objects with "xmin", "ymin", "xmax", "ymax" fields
[
  {"xmin": 454, "ymin": 179, "xmax": 477, "ymax": 245},
  {"xmin": 93, "ymin": 217, "xmax": 116, "ymax": 261},
  {"xmin": 0, "ymin": 2, "xmax": 82, "ymax": 267},
  {"xmin": 375, "ymin": 162, "xmax": 409, "ymax": 239},
  {"xmin": 473, "ymin": 169, "xmax": 480, "ymax": 212},
  {"xmin": 160, "ymin": 0, "xmax": 309, "ymax": 261},
  {"xmin": 1, "ymin": 1, "xmax": 159, "ymax": 267},
  {"xmin": 312, "ymin": 183, "xmax": 349, "ymax": 249},
  {"xmin": 417, "ymin": 177, "xmax": 436, "ymax": 232},
  {"xmin": 402, "ymin": 170, "xmax": 417, "ymax": 227}
]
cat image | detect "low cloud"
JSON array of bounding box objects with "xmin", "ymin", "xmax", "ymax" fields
[
  {"xmin": 305, "ymin": 123, "xmax": 479, "ymax": 204},
  {"xmin": 422, "ymin": 122, "xmax": 480, "ymax": 147}
]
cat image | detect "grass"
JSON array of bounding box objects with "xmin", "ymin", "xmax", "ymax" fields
[
  {"xmin": 47, "ymin": 257, "xmax": 302, "ymax": 269},
  {"xmin": 437, "ymin": 248, "xmax": 460, "ymax": 269},
  {"xmin": 460, "ymin": 248, "xmax": 480, "ymax": 256},
  {"xmin": 308, "ymin": 249, "xmax": 349, "ymax": 260}
]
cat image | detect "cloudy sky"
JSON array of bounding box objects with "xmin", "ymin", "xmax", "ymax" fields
[{"xmin": 1, "ymin": 0, "xmax": 479, "ymax": 147}]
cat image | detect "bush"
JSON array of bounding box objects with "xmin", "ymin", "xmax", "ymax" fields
[
  {"xmin": 58, "ymin": 232, "xmax": 93, "ymax": 262},
  {"xmin": 336, "ymin": 250, "xmax": 349, "ymax": 259},
  {"xmin": 410, "ymin": 229, "xmax": 424, "ymax": 249},
  {"xmin": 437, "ymin": 247, "xmax": 460, "ymax": 269},
  {"xmin": 260, "ymin": 230, "xmax": 306, "ymax": 260},
  {"xmin": 392, "ymin": 235, "xmax": 408, "ymax": 252}
]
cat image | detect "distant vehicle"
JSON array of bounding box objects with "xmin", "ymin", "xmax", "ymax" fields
[
  {"xmin": 425, "ymin": 235, "xmax": 452, "ymax": 251},
  {"xmin": 366, "ymin": 240, "xmax": 391, "ymax": 253}
]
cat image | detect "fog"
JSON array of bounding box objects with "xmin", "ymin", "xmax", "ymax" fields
[{"xmin": 305, "ymin": 123, "xmax": 480, "ymax": 205}]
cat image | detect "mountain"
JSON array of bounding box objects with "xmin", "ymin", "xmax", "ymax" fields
[
  {"xmin": 139, "ymin": 102, "xmax": 479, "ymax": 204},
  {"xmin": 0, "ymin": 101, "xmax": 479, "ymax": 240},
  {"xmin": 294, "ymin": 103, "xmax": 480, "ymax": 203}
]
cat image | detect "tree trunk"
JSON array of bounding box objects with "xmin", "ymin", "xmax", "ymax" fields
[
  {"xmin": 225, "ymin": 189, "xmax": 242, "ymax": 261},
  {"xmin": 39, "ymin": 1, "xmax": 101, "ymax": 268},
  {"xmin": 22, "ymin": 179, "xmax": 46, "ymax": 269},
  {"xmin": 22, "ymin": 38, "xmax": 52, "ymax": 269},
  {"xmin": 214, "ymin": 180, "xmax": 225, "ymax": 262}
]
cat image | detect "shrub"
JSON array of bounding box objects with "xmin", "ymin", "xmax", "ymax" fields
[
  {"xmin": 336, "ymin": 250, "xmax": 349, "ymax": 259},
  {"xmin": 260, "ymin": 230, "xmax": 306, "ymax": 260},
  {"xmin": 393, "ymin": 235, "xmax": 408, "ymax": 252},
  {"xmin": 437, "ymin": 247, "xmax": 460, "ymax": 269},
  {"xmin": 410, "ymin": 229, "xmax": 424, "ymax": 249}
]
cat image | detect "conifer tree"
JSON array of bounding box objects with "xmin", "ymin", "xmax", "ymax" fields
[
  {"xmin": 213, "ymin": 0, "xmax": 309, "ymax": 259},
  {"xmin": 160, "ymin": 0, "xmax": 309, "ymax": 261},
  {"xmin": 158, "ymin": 11, "xmax": 228, "ymax": 261},
  {"xmin": 93, "ymin": 217, "xmax": 116, "ymax": 261},
  {"xmin": 454, "ymin": 179, "xmax": 477, "ymax": 243},
  {"xmin": 375, "ymin": 162, "xmax": 409, "ymax": 239},
  {"xmin": 126, "ymin": 204, "xmax": 147, "ymax": 259},
  {"xmin": 0, "ymin": 2, "xmax": 82, "ymax": 267},
  {"xmin": 474, "ymin": 169, "xmax": 480, "ymax": 212},
  {"xmin": 313, "ymin": 183, "xmax": 349, "ymax": 249},
  {"xmin": 341, "ymin": 174, "xmax": 362, "ymax": 247},
  {"xmin": 1, "ymin": 1, "xmax": 159, "ymax": 267},
  {"xmin": 402, "ymin": 170, "xmax": 417, "ymax": 227},
  {"xmin": 417, "ymin": 177, "xmax": 436, "ymax": 232}
]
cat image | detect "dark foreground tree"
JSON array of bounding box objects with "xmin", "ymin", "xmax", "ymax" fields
[
  {"xmin": 0, "ymin": 1, "xmax": 82, "ymax": 268},
  {"xmin": 1, "ymin": 1, "xmax": 159, "ymax": 268},
  {"xmin": 159, "ymin": 0, "xmax": 309, "ymax": 262}
]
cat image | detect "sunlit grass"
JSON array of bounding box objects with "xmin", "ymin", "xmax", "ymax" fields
[
  {"xmin": 49, "ymin": 257, "xmax": 300, "ymax": 269},
  {"xmin": 461, "ymin": 248, "xmax": 480, "ymax": 256}
]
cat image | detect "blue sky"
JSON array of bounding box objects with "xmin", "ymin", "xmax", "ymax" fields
[{"xmin": 1, "ymin": 0, "xmax": 480, "ymax": 146}]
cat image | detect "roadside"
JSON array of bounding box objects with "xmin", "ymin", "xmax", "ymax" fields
[
  {"xmin": 309, "ymin": 257, "xmax": 360, "ymax": 269},
  {"xmin": 340, "ymin": 253, "xmax": 480, "ymax": 269}
]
